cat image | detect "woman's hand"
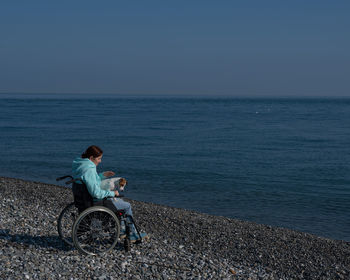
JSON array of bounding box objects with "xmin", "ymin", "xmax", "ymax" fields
[
  {"xmin": 114, "ymin": 190, "xmax": 120, "ymax": 197},
  {"xmin": 103, "ymin": 171, "xmax": 115, "ymax": 177}
]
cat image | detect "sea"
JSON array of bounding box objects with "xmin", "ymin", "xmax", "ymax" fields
[{"xmin": 1, "ymin": 93, "xmax": 349, "ymax": 242}]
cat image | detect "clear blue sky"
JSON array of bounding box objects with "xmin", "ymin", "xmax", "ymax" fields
[{"xmin": 1, "ymin": 0, "xmax": 349, "ymax": 96}]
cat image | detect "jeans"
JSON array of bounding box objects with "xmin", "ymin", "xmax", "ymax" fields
[
  {"xmin": 109, "ymin": 198, "xmax": 137, "ymax": 234},
  {"xmin": 110, "ymin": 198, "xmax": 133, "ymax": 217}
]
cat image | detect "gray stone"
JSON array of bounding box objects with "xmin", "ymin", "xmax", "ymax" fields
[{"xmin": 0, "ymin": 177, "xmax": 349, "ymax": 280}]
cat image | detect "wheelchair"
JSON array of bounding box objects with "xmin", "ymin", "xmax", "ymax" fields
[{"xmin": 56, "ymin": 175, "xmax": 143, "ymax": 255}]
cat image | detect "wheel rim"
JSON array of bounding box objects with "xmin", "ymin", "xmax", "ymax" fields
[
  {"xmin": 73, "ymin": 208, "xmax": 120, "ymax": 255},
  {"xmin": 57, "ymin": 202, "xmax": 78, "ymax": 246}
]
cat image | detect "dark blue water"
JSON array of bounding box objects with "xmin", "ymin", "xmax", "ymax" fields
[{"xmin": 1, "ymin": 94, "xmax": 349, "ymax": 241}]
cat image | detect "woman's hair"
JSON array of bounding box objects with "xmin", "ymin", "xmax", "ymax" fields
[{"xmin": 81, "ymin": 145, "xmax": 103, "ymax": 159}]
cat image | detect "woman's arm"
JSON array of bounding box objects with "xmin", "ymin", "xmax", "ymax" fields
[
  {"xmin": 82, "ymin": 169, "xmax": 115, "ymax": 199},
  {"xmin": 104, "ymin": 171, "xmax": 115, "ymax": 177},
  {"xmin": 98, "ymin": 171, "xmax": 115, "ymax": 180}
]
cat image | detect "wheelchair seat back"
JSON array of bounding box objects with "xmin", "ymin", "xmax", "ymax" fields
[
  {"xmin": 72, "ymin": 181, "xmax": 123, "ymax": 216},
  {"xmin": 72, "ymin": 182, "xmax": 93, "ymax": 213}
]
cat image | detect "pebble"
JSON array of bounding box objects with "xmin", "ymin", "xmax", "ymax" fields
[
  {"xmin": 0, "ymin": 177, "xmax": 349, "ymax": 280},
  {"xmin": 229, "ymin": 268, "xmax": 236, "ymax": 274}
]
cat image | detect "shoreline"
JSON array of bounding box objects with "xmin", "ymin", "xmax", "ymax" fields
[
  {"xmin": 2, "ymin": 174, "xmax": 345, "ymax": 243},
  {"xmin": 1, "ymin": 176, "xmax": 349, "ymax": 279}
]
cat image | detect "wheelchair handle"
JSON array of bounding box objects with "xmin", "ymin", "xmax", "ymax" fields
[
  {"xmin": 56, "ymin": 175, "xmax": 73, "ymax": 181},
  {"xmin": 56, "ymin": 175, "xmax": 82, "ymax": 185}
]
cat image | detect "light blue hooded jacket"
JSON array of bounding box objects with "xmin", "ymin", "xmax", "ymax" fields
[{"xmin": 72, "ymin": 158, "xmax": 115, "ymax": 200}]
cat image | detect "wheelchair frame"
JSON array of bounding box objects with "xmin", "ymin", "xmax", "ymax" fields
[{"xmin": 56, "ymin": 175, "xmax": 143, "ymax": 255}]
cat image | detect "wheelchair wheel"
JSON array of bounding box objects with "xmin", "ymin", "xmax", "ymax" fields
[
  {"xmin": 72, "ymin": 206, "xmax": 120, "ymax": 255},
  {"xmin": 57, "ymin": 202, "xmax": 78, "ymax": 246}
]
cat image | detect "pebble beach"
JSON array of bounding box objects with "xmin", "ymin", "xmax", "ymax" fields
[{"xmin": 0, "ymin": 177, "xmax": 349, "ymax": 279}]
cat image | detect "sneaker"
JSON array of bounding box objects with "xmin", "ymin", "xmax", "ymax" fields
[{"xmin": 129, "ymin": 232, "xmax": 148, "ymax": 243}]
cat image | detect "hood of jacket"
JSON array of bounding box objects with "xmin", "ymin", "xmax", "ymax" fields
[{"xmin": 72, "ymin": 157, "xmax": 95, "ymax": 179}]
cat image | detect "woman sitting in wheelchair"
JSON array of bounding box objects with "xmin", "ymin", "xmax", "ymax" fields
[{"xmin": 72, "ymin": 145, "xmax": 147, "ymax": 242}]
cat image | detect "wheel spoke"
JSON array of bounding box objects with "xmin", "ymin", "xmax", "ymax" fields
[{"xmin": 77, "ymin": 224, "xmax": 91, "ymax": 231}]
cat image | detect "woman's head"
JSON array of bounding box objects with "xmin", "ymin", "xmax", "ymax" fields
[{"xmin": 81, "ymin": 145, "xmax": 103, "ymax": 166}]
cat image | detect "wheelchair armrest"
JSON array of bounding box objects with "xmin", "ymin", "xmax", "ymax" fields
[{"xmin": 105, "ymin": 195, "xmax": 124, "ymax": 199}]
